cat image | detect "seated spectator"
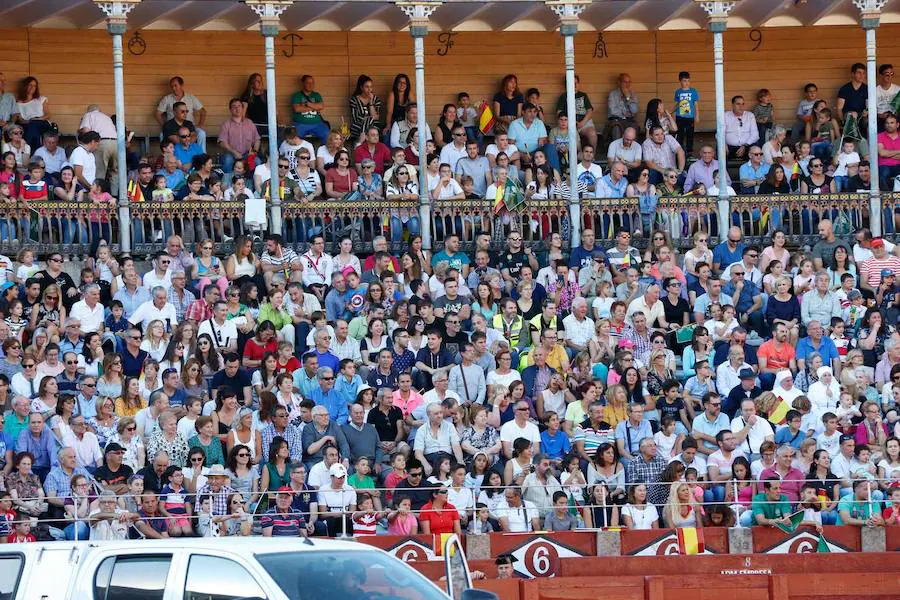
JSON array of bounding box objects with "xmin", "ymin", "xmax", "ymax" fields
[
  {"xmin": 641, "ymin": 126, "xmax": 685, "ymax": 186},
  {"xmin": 157, "ymin": 77, "xmax": 207, "ymax": 150},
  {"xmin": 752, "ymin": 477, "xmax": 793, "ymax": 527},
  {"xmin": 218, "ymin": 97, "xmax": 260, "ymax": 174},
  {"xmin": 724, "ymin": 95, "xmax": 759, "ymax": 159}
]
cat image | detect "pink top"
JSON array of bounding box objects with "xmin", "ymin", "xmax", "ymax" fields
[
  {"xmin": 388, "ymin": 513, "xmax": 418, "ymax": 536},
  {"xmin": 877, "ymin": 131, "xmax": 900, "ymax": 166}
]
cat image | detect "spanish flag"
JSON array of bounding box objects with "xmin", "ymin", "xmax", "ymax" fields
[
  {"xmin": 817, "ymin": 488, "xmax": 829, "ymax": 510},
  {"xmin": 433, "ymin": 533, "xmax": 454, "ymax": 556},
  {"xmin": 768, "ymin": 399, "xmax": 791, "ymax": 425},
  {"xmin": 676, "ymin": 528, "xmax": 705, "ymax": 555},
  {"xmin": 478, "ymin": 100, "xmax": 495, "ymax": 135}
]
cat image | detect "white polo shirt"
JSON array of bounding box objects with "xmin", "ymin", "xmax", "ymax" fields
[
  {"xmin": 128, "ymin": 300, "xmax": 178, "ymax": 332},
  {"xmin": 69, "ymin": 300, "xmax": 105, "ymax": 334},
  {"xmin": 494, "ymin": 498, "xmax": 539, "ymax": 532}
]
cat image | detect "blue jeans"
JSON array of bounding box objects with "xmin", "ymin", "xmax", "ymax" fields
[
  {"xmin": 64, "ymin": 521, "xmax": 90, "ymax": 540},
  {"xmin": 220, "ymin": 152, "xmax": 248, "ymax": 174},
  {"xmin": 833, "ymin": 175, "xmax": 849, "ymax": 192},
  {"xmin": 703, "ymin": 484, "xmax": 726, "ymax": 503},
  {"xmin": 390, "ymin": 216, "xmax": 420, "ymax": 241},
  {"xmin": 541, "ymin": 143, "xmax": 561, "ymax": 172},
  {"xmin": 132, "ymin": 218, "xmax": 145, "ymax": 245},
  {"xmin": 811, "ymin": 140, "xmax": 833, "ymax": 162},
  {"xmin": 294, "ymin": 121, "xmax": 330, "ymax": 144},
  {"xmin": 465, "ymin": 125, "xmax": 484, "ymax": 149}
]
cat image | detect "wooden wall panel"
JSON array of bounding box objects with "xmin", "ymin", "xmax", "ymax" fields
[{"xmin": 3, "ymin": 25, "xmax": 899, "ymax": 141}]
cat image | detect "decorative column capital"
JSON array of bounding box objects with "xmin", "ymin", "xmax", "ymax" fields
[
  {"xmin": 853, "ymin": 0, "xmax": 887, "ymax": 28},
  {"xmin": 397, "ymin": 2, "xmax": 441, "ymax": 37},
  {"xmin": 247, "ymin": 1, "xmax": 293, "ymax": 36},
  {"xmin": 546, "ymin": 1, "xmax": 589, "ymax": 35},
  {"xmin": 695, "ymin": 0, "xmax": 738, "ymax": 32},
  {"xmin": 94, "ymin": 0, "xmax": 140, "ymax": 34}
]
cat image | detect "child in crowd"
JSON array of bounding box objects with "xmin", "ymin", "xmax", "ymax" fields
[
  {"xmin": 797, "ymin": 483, "xmax": 824, "ymax": 532},
  {"xmin": 751, "ymin": 89, "xmax": 775, "ymax": 142},
  {"xmin": 196, "ymin": 495, "xmax": 219, "ymax": 537},
  {"xmin": 835, "ymin": 392, "xmax": 862, "ymax": 430},
  {"xmin": 387, "ymin": 494, "xmax": 419, "ymax": 535},
  {"xmin": 0, "ymin": 182, "xmax": 15, "ymax": 242},
  {"xmin": 774, "ymin": 410, "xmax": 807, "ymax": 449},
  {"xmin": 853, "ymin": 445, "xmax": 879, "ymax": 482},
  {"xmin": 456, "ymin": 92, "xmax": 481, "ymax": 146},
  {"xmin": 152, "ymin": 174, "xmax": 174, "ymax": 203},
  {"xmin": 525, "ymin": 87, "xmax": 545, "ymax": 122},
  {"xmin": 843, "ymin": 290, "xmax": 867, "ymax": 333},
  {"xmin": 468, "ymin": 503, "xmax": 494, "ymax": 535},
  {"xmin": 674, "ymin": 71, "xmax": 699, "ymax": 154},
  {"xmin": 796, "ymin": 140, "xmax": 813, "ymax": 176},
  {"xmin": 4, "ymin": 299, "xmax": 26, "ymax": 342},
  {"xmin": 159, "ymin": 467, "xmax": 192, "ymax": 537},
  {"xmin": 544, "ymin": 491, "xmax": 578, "ymax": 531},
  {"xmin": 653, "ymin": 414, "xmax": 681, "ymax": 458},
  {"xmin": 0, "ymin": 492, "xmax": 14, "ymax": 542},
  {"xmin": 882, "ymin": 486, "xmax": 900, "ymax": 525},
  {"xmin": 657, "ymin": 380, "xmax": 691, "ymax": 435},
  {"xmin": 809, "ymin": 108, "xmax": 840, "ymax": 161},
  {"xmin": 106, "ymin": 300, "xmax": 130, "ymax": 351},
  {"xmin": 560, "ymin": 454, "xmax": 587, "ymax": 504},
  {"xmin": 832, "ymin": 140, "xmax": 860, "ymax": 192},
  {"xmin": 351, "ymin": 492, "xmax": 381, "ymax": 536},
  {"xmin": 348, "ymin": 456, "xmax": 382, "ymax": 510},
  {"xmin": 830, "ymin": 318, "xmax": 851, "ymax": 361},
  {"xmin": 9, "ymin": 514, "xmax": 36, "ymax": 543},
  {"xmin": 384, "ymin": 452, "xmax": 408, "ymax": 505},
  {"xmin": 540, "ymin": 411, "xmax": 571, "ymax": 467},
  {"xmin": 460, "ymin": 175, "xmax": 479, "ymax": 200},
  {"xmin": 15, "ymin": 248, "xmax": 39, "ymax": 285}
]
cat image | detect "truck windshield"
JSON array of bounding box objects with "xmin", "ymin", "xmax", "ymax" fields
[{"xmin": 256, "ymin": 550, "xmax": 447, "ymax": 600}]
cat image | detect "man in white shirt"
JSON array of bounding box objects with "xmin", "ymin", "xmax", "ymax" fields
[
  {"xmin": 575, "ymin": 144, "xmax": 603, "ymax": 198},
  {"xmin": 439, "ymin": 124, "xmax": 469, "ymax": 171},
  {"xmin": 198, "ymin": 301, "xmax": 247, "ymax": 355},
  {"xmin": 31, "ymin": 132, "xmax": 69, "ymax": 182},
  {"xmin": 730, "ymin": 398, "xmax": 774, "ymax": 460},
  {"xmin": 499, "ymin": 399, "xmax": 541, "ymax": 458},
  {"xmin": 562, "ymin": 298, "xmax": 595, "ymax": 359},
  {"xmin": 829, "ymin": 434, "xmax": 857, "ymax": 494},
  {"xmin": 128, "ymin": 286, "xmax": 178, "ymax": 333},
  {"xmin": 606, "ymin": 126, "xmax": 642, "ymax": 179},
  {"xmin": 79, "ymin": 104, "xmax": 118, "ymax": 190},
  {"xmin": 496, "ymin": 487, "xmax": 541, "ymax": 533},
  {"xmin": 142, "ymin": 253, "xmax": 173, "ymax": 291},
  {"xmin": 723, "ymin": 95, "xmax": 760, "ymax": 159},
  {"xmin": 69, "ymin": 131, "xmax": 100, "ymax": 190},
  {"xmin": 300, "ymin": 234, "xmax": 333, "ymax": 304}
]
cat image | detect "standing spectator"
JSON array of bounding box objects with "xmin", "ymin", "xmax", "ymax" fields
[{"xmin": 78, "ymin": 104, "xmax": 118, "ymax": 190}]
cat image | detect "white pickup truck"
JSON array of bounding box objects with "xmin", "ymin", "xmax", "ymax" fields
[{"xmin": 0, "ymin": 536, "xmax": 497, "ymax": 600}]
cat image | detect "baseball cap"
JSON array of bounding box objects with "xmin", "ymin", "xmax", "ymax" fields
[
  {"xmin": 592, "ymin": 250, "xmax": 606, "ymax": 261},
  {"xmin": 871, "ymin": 238, "xmax": 885, "ymax": 249},
  {"xmin": 0, "ymin": 282, "xmax": 15, "ymax": 291},
  {"xmin": 881, "ymin": 269, "xmax": 895, "ymax": 279},
  {"xmin": 329, "ymin": 463, "xmax": 348, "ymax": 478},
  {"xmin": 276, "ymin": 486, "xmax": 293, "ymax": 494},
  {"xmin": 104, "ymin": 442, "xmax": 125, "ymax": 454}
]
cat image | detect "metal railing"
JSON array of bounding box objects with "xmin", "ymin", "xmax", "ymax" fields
[
  {"xmin": 730, "ymin": 193, "xmax": 868, "ymax": 247},
  {"xmin": 281, "ymin": 198, "xmax": 419, "ymax": 254},
  {"xmin": 0, "ymin": 200, "xmax": 121, "ymax": 256},
  {"xmin": 22, "ymin": 192, "xmax": 892, "ymax": 257},
  {"xmin": 131, "ymin": 199, "xmax": 246, "ymax": 256}
]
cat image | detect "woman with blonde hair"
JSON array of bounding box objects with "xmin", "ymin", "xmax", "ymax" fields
[
  {"xmin": 683, "ymin": 231, "xmax": 713, "ymax": 285},
  {"xmin": 603, "ymin": 384, "xmax": 629, "ymax": 429},
  {"xmin": 663, "ymin": 481, "xmax": 703, "ymax": 528},
  {"xmin": 139, "ymin": 319, "xmax": 169, "ymax": 362},
  {"xmin": 30, "ymin": 283, "xmax": 66, "ymax": 341},
  {"xmin": 191, "ymin": 238, "xmax": 229, "ymax": 296},
  {"xmin": 112, "ymin": 416, "xmax": 146, "ymax": 471},
  {"xmin": 588, "ymin": 319, "xmax": 615, "ymax": 369}
]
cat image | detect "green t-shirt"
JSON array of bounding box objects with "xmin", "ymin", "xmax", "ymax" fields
[
  {"xmin": 750, "ymin": 492, "xmax": 791, "ymax": 523},
  {"xmin": 291, "ymin": 90, "xmax": 324, "ymax": 124},
  {"xmin": 836, "ymin": 496, "xmax": 874, "ymax": 524},
  {"xmin": 348, "ymin": 473, "xmax": 375, "ymax": 490},
  {"xmin": 556, "ymin": 91, "xmax": 593, "ymax": 122}
]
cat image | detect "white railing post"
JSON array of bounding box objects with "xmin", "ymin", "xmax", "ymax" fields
[
  {"xmin": 248, "ymin": 1, "xmax": 293, "ymax": 238},
  {"xmin": 95, "ymin": 0, "xmax": 141, "ymax": 253},
  {"xmin": 696, "ymin": 1, "xmax": 738, "ymax": 239},
  {"xmin": 547, "ymin": 1, "xmax": 589, "ymax": 249},
  {"xmin": 397, "ymin": 2, "xmax": 441, "ymax": 251},
  {"xmin": 855, "ymin": 0, "xmax": 888, "ymax": 236}
]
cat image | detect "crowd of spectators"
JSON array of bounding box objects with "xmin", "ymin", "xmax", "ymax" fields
[{"xmin": 0, "ymin": 66, "xmax": 899, "ymax": 543}]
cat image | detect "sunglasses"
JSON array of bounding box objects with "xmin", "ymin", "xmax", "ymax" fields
[
  {"xmin": 298, "ymin": 156, "xmax": 310, "ymax": 160},
  {"xmin": 237, "ymin": 453, "xmax": 250, "ymax": 458},
  {"xmin": 126, "ymin": 426, "xmax": 136, "ymax": 431},
  {"xmin": 190, "ymin": 457, "xmax": 205, "ymax": 462},
  {"xmin": 408, "ymin": 472, "xmax": 423, "ymax": 477}
]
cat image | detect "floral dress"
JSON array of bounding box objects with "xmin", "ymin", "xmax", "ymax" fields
[
  {"xmin": 88, "ymin": 416, "xmax": 119, "ymax": 449},
  {"xmin": 147, "ymin": 431, "xmax": 190, "ymax": 468},
  {"xmin": 460, "ymin": 426, "xmax": 500, "ymax": 460}
]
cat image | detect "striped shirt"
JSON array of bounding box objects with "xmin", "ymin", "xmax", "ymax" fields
[
  {"xmin": 261, "ymin": 507, "xmax": 306, "ymax": 536},
  {"xmin": 859, "ymin": 256, "xmax": 900, "ymax": 289}
]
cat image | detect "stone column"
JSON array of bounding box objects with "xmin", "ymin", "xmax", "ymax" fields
[{"xmin": 95, "ymin": 0, "xmax": 141, "ymax": 253}]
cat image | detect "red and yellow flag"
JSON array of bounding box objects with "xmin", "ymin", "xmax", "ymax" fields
[
  {"xmin": 676, "ymin": 527, "xmax": 705, "ymax": 555},
  {"xmin": 769, "ymin": 399, "xmax": 791, "ymax": 425},
  {"xmin": 478, "ymin": 101, "xmax": 495, "ymax": 135}
]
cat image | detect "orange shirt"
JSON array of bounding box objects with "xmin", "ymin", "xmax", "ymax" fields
[{"xmin": 757, "ymin": 340, "xmax": 795, "ymax": 371}]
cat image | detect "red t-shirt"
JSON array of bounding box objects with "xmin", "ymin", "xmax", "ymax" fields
[
  {"xmin": 882, "ymin": 505, "xmax": 899, "ymax": 521},
  {"xmin": 419, "ymin": 501, "xmax": 460, "ymax": 535},
  {"xmin": 278, "ymin": 356, "xmax": 301, "ymax": 375},
  {"xmin": 243, "ymin": 338, "xmax": 278, "ymax": 363}
]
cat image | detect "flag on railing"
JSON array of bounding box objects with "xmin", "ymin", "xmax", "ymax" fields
[
  {"xmin": 478, "ymin": 100, "xmax": 495, "ymax": 135},
  {"xmin": 433, "ymin": 533, "xmax": 454, "ymax": 556},
  {"xmin": 768, "ymin": 399, "xmax": 791, "ymax": 425},
  {"xmin": 775, "ymin": 510, "xmax": 805, "ymax": 534},
  {"xmin": 676, "ymin": 527, "xmax": 705, "ymax": 555},
  {"xmin": 816, "ymin": 533, "xmax": 831, "ymax": 553}
]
